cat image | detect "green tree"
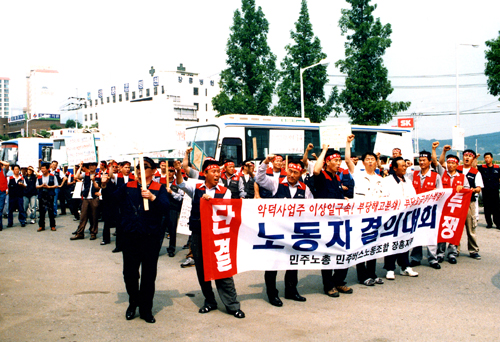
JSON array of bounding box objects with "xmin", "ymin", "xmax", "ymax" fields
[
  {"xmin": 212, "ymin": 0, "xmax": 277, "ymax": 116},
  {"xmin": 335, "ymin": 0, "xmax": 410, "ymax": 125},
  {"xmin": 38, "ymin": 130, "xmax": 51, "ymax": 138},
  {"xmin": 485, "ymin": 31, "xmax": 500, "ymax": 98},
  {"xmin": 273, "ymin": 0, "xmax": 338, "ymax": 123},
  {"xmin": 65, "ymin": 119, "xmax": 83, "ymax": 129},
  {"xmin": 50, "ymin": 124, "xmax": 62, "ymax": 130}
]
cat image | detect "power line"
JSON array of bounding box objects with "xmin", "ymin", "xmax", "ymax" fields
[
  {"xmin": 328, "ymin": 72, "xmax": 485, "ymax": 79},
  {"xmin": 326, "ymin": 83, "xmax": 487, "ymax": 89}
]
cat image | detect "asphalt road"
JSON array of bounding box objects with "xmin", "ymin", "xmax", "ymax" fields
[{"xmin": 1, "ymin": 208, "xmax": 499, "ymax": 342}]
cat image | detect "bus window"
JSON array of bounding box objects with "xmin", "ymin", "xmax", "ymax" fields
[
  {"xmin": 220, "ymin": 138, "xmax": 242, "ymax": 166},
  {"xmin": 304, "ymin": 130, "xmax": 321, "ymax": 157},
  {"xmin": 187, "ymin": 125, "xmax": 219, "ymax": 158},
  {"xmin": 245, "ymin": 128, "xmax": 269, "ymax": 160},
  {"xmin": 1, "ymin": 144, "xmax": 18, "ymax": 164},
  {"xmin": 53, "ymin": 140, "xmax": 66, "ymax": 150}
]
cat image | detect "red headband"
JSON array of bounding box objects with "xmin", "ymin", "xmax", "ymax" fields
[
  {"xmin": 447, "ymin": 158, "xmax": 458, "ymax": 163},
  {"xmin": 274, "ymin": 156, "xmax": 283, "ymax": 162},
  {"xmin": 288, "ymin": 163, "xmax": 302, "ymax": 172},
  {"xmin": 393, "ymin": 148, "xmax": 401, "ymax": 152},
  {"xmin": 463, "ymin": 152, "xmax": 475, "ymax": 157},
  {"xmin": 168, "ymin": 166, "xmax": 175, "ymax": 171},
  {"xmin": 326, "ymin": 154, "xmax": 341, "ymax": 161},
  {"xmin": 204, "ymin": 164, "xmax": 220, "ymax": 172},
  {"xmin": 224, "ymin": 162, "xmax": 235, "ymax": 168}
]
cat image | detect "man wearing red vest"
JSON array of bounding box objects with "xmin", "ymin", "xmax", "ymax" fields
[
  {"xmin": 177, "ymin": 159, "xmax": 244, "ymax": 319},
  {"xmin": 434, "ymin": 143, "xmax": 471, "ymax": 264},
  {"xmin": 408, "ymin": 151, "xmax": 443, "ymax": 269}
]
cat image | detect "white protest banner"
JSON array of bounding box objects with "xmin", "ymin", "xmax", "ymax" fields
[
  {"xmin": 452, "ymin": 127, "xmax": 465, "ymax": 151},
  {"xmin": 200, "ymin": 189, "xmax": 472, "ymax": 281},
  {"xmin": 374, "ymin": 132, "xmax": 402, "ymax": 157},
  {"xmin": 65, "ymin": 134, "xmax": 97, "ymax": 165},
  {"xmin": 98, "ymin": 96, "xmax": 185, "ymax": 160},
  {"xmin": 320, "ymin": 125, "xmax": 351, "ymax": 148},
  {"xmin": 269, "ymin": 130, "xmax": 304, "ymax": 154},
  {"xmin": 177, "ymin": 193, "xmax": 193, "ymax": 236}
]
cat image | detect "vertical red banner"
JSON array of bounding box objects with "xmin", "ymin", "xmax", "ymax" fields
[
  {"xmin": 200, "ymin": 199, "xmax": 243, "ymax": 281},
  {"xmin": 437, "ymin": 190, "xmax": 472, "ymax": 245}
]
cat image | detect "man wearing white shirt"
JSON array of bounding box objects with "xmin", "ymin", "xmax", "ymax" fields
[
  {"xmin": 382, "ymin": 157, "xmax": 419, "ymax": 280},
  {"xmin": 256, "ymin": 155, "xmax": 313, "ymax": 306},
  {"xmin": 346, "ymin": 146, "xmax": 386, "ymax": 286}
]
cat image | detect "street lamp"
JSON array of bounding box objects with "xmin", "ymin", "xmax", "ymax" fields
[
  {"xmin": 455, "ymin": 43, "xmax": 479, "ymax": 127},
  {"xmin": 300, "ymin": 59, "xmax": 329, "ymax": 119}
]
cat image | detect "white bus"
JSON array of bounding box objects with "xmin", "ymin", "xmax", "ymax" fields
[
  {"xmin": 185, "ymin": 114, "xmax": 412, "ymax": 166},
  {"xmin": 0, "ymin": 138, "xmax": 53, "ymax": 167}
]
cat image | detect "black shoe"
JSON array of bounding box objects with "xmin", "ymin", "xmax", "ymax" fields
[
  {"xmin": 448, "ymin": 257, "xmax": 457, "ymax": 264},
  {"xmin": 72, "ymin": 229, "xmax": 78, "ymax": 235},
  {"xmin": 7, "ymin": 224, "xmax": 13, "ymax": 228},
  {"xmin": 70, "ymin": 235, "xmax": 84, "ymax": 240},
  {"xmin": 21, "ymin": 223, "xmax": 26, "ymax": 227},
  {"xmin": 199, "ymin": 304, "xmax": 217, "ymax": 314},
  {"xmin": 486, "ymin": 225, "xmax": 493, "ymax": 228},
  {"xmin": 437, "ymin": 256, "xmax": 444, "ymax": 263},
  {"xmin": 125, "ymin": 305, "xmax": 137, "ymax": 320},
  {"xmin": 140, "ymin": 313, "xmax": 156, "ymax": 323},
  {"xmin": 182, "ymin": 244, "xmax": 189, "ymax": 250},
  {"xmin": 409, "ymin": 260, "xmax": 421, "ymax": 267},
  {"xmin": 430, "ymin": 263, "xmax": 441, "ymax": 269},
  {"xmin": 73, "ymin": 217, "xmax": 80, "ymax": 221},
  {"xmin": 112, "ymin": 248, "xmax": 122, "ymax": 253},
  {"xmin": 100, "ymin": 241, "xmax": 110, "ymax": 245},
  {"xmin": 89, "ymin": 235, "xmax": 97, "ymax": 240},
  {"xmin": 227, "ymin": 309, "xmax": 245, "ymax": 319},
  {"xmin": 168, "ymin": 251, "xmax": 175, "ymax": 257},
  {"xmin": 268, "ymin": 296, "xmax": 283, "ymax": 307},
  {"xmin": 470, "ymin": 253, "xmax": 481, "ymax": 260},
  {"xmin": 284, "ymin": 293, "xmax": 306, "ymax": 302}
]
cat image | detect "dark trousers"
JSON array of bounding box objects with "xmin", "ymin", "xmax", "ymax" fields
[
  {"xmin": 8, "ymin": 196, "xmax": 26, "ymax": 226},
  {"xmin": 384, "ymin": 252, "xmax": 410, "ymax": 271},
  {"xmin": 71, "ymin": 198, "xmax": 81, "ymax": 220},
  {"xmin": 321, "ymin": 268, "xmax": 349, "ymax": 292},
  {"xmin": 191, "ymin": 232, "xmax": 240, "ymax": 311},
  {"xmin": 356, "ymin": 259, "xmax": 378, "ymax": 282},
  {"xmin": 264, "ymin": 270, "xmax": 299, "ymax": 297},
  {"xmin": 76, "ymin": 198, "xmax": 100, "ymax": 236},
  {"xmin": 122, "ymin": 233, "xmax": 163, "ymax": 314},
  {"xmin": 482, "ymin": 189, "xmax": 500, "ymax": 227},
  {"xmin": 166, "ymin": 210, "xmax": 180, "ymax": 253},
  {"xmin": 39, "ymin": 194, "xmax": 56, "ymax": 229}
]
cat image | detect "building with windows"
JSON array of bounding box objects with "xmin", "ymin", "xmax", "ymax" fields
[
  {"xmin": 80, "ymin": 64, "xmax": 220, "ymax": 128},
  {"xmin": 0, "ymin": 77, "xmax": 10, "ymax": 118}
]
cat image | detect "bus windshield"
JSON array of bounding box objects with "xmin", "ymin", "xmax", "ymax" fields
[{"xmin": 186, "ymin": 125, "xmax": 219, "ymax": 158}]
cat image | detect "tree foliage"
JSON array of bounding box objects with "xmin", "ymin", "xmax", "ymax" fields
[
  {"xmin": 212, "ymin": 0, "xmax": 277, "ymax": 116},
  {"xmin": 273, "ymin": 0, "xmax": 338, "ymax": 123},
  {"xmin": 335, "ymin": 0, "xmax": 410, "ymax": 125},
  {"xmin": 64, "ymin": 119, "xmax": 83, "ymax": 129},
  {"xmin": 485, "ymin": 31, "xmax": 500, "ymax": 98},
  {"xmin": 50, "ymin": 124, "xmax": 62, "ymax": 130}
]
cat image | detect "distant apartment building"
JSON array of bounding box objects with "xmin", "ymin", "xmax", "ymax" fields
[
  {"xmin": 80, "ymin": 64, "xmax": 220, "ymax": 128},
  {"xmin": 0, "ymin": 77, "xmax": 9, "ymax": 118}
]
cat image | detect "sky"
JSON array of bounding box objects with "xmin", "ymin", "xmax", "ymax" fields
[{"xmin": 1, "ymin": 0, "xmax": 499, "ymax": 140}]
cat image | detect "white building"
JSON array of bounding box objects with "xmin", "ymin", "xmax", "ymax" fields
[
  {"xmin": 80, "ymin": 64, "xmax": 220, "ymax": 129},
  {"xmin": 26, "ymin": 68, "xmax": 62, "ymax": 120},
  {"xmin": 0, "ymin": 77, "xmax": 9, "ymax": 118}
]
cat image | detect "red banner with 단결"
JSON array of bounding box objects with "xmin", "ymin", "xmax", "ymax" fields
[{"xmin": 200, "ymin": 189, "xmax": 472, "ymax": 281}]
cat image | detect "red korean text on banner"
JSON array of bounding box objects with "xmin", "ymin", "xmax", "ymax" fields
[
  {"xmin": 200, "ymin": 199, "xmax": 243, "ymax": 281},
  {"xmin": 437, "ymin": 189, "xmax": 472, "ymax": 245}
]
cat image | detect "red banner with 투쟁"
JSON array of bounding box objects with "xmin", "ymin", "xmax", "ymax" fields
[{"xmin": 200, "ymin": 189, "xmax": 472, "ymax": 281}]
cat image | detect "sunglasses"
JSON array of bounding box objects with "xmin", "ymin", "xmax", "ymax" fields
[{"xmin": 136, "ymin": 165, "xmax": 152, "ymax": 170}]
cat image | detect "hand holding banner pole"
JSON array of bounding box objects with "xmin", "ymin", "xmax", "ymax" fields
[{"xmin": 139, "ymin": 154, "xmax": 149, "ymax": 211}]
